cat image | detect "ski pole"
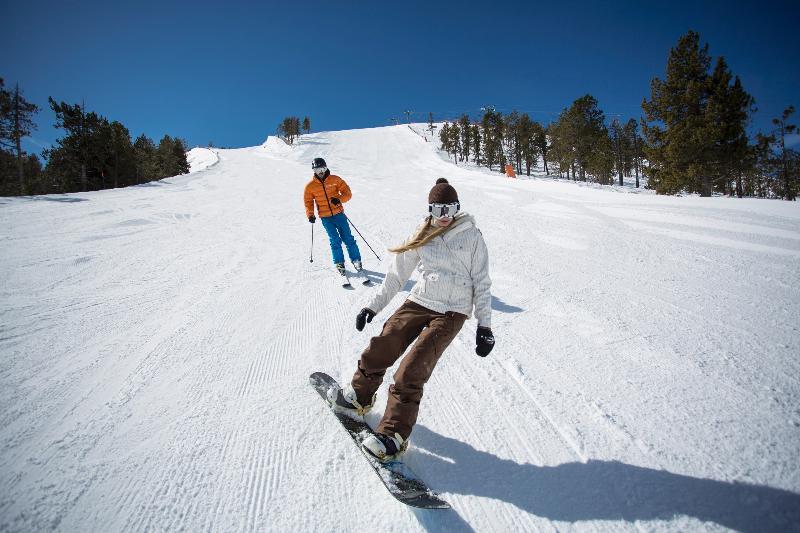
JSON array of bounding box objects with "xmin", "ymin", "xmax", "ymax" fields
[
  {"xmin": 310, "ymin": 221, "xmax": 315, "ymax": 263},
  {"xmin": 344, "ymin": 213, "xmax": 382, "ymax": 261}
]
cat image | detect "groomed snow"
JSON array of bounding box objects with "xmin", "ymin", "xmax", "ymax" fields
[{"xmin": 1, "ymin": 125, "xmax": 799, "ymax": 532}]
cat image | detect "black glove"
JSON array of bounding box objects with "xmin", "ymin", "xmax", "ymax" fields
[
  {"xmin": 476, "ymin": 327, "xmax": 495, "ymax": 357},
  {"xmin": 356, "ymin": 308, "xmax": 376, "ymax": 331},
  {"xmin": 308, "ymin": 215, "xmax": 316, "ymax": 223},
  {"xmin": 331, "ymin": 197, "xmax": 341, "ymax": 206}
]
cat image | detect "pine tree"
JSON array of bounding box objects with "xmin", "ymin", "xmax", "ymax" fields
[
  {"xmin": 503, "ymin": 111, "xmax": 521, "ymax": 173},
  {"xmin": 553, "ymin": 105, "xmax": 577, "ymax": 179},
  {"xmin": 480, "ymin": 109, "xmax": 504, "ymax": 171},
  {"xmin": 440, "ymin": 122, "xmax": 459, "ymax": 163},
  {"xmin": 772, "ymin": 106, "xmax": 798, "ymax": 200},
  {"xmin": 532, "ymin": 121, "xmax": 549, "ymax": 175},
  {"xmin": 610, "ymin": 118, "xmax": 626, "ymax": 186},
  {"xmin": 0, "ymin": 80, "xmax": 39, "ymax": 195},
  {"xmin": 624, "ymin": 119, "xmax": 643, "ymax": 188},
  {"xmin": 550, "ymin": 95, "xmax": 608, "ymax": 182},
  {"xmin": 101, "ymin": 121, "xmax": 136, "ymax": 188},
  {"xmin": 44, "ymin": 98, "xmax": 111, "ymax": 192},
  {"xmin": 493, "ymin": 111, "xmax": 507, "ymax": 170},
  {"xmin": 302, "ymin": 116, "xmax": 311, "ymax": 134},
  {"xmin": 548, "ymin": 119, "xmax": 569, "ymax": 178},
  {"xmin": 277, "ymin": 116, "xmax": 302, "ymax": 145},
  {"xmin": 133, "ymin": 134, "xmax": 158, "ymax": 183},
  {"xmin": 572, "ymin": 95, "xmax": 607, "ymax": 182},
  {"xmin": 517, "ymin": 113, "xmax": 538, "ymax": 176},
  {"xmin": 155, "ymin": 135, "xmax": 189, "ymax": 178},
  {"xmin": 0, "ymin": 81, "xmax": 9, "ymax": 146},
  {"xmin": 22, "ymin": 154, "xmax": 43, "ymax": 194},
  {"xmin": 171, "ymin": 137, "xmax": 190, "ymax": 175},
  {"xmin": 292, "ymin": 117, "xmax": 301, "ymax": 141},
  {"xmin": 471, "ymin": 124, "xmax": 481, "ymax": 166},
  {"xmin": 643, "ymin": 31, "xmax": 716, "ymax": 195},
  {"xmin": 156, "ymin": 135, "xmax": 174, "ymax": 178},
  {"xmin": 705, "ymin": 57, "xmax": 755, "ymax": 196},
  {"xmin": 458, "ymin": 114, "xmax": 471, "ymax": 162},
  {"xmin": 0, "ymin": 80, "xmax": 14, "ymax": 194},
  {"xmin": 587, "ymin": 132, "xmax": 615, "ymax": 185}
]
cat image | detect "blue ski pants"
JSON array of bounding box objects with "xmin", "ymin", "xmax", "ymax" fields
[{"xmin": 321, "ymin": 212, "xmax": 361, "ymax": 265}]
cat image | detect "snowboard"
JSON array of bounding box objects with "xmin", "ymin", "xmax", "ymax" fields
[{"xmin": 309, "ymin": 372, "xmax": 450, "ymax": 509}]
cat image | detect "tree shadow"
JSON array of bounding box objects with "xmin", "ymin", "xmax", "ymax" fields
[
  {"xmin": 410, "ymin": 425, "xmax": 800, "ymax": 532},
  {"xmin": 30, "ymin": 196, "xmax": 88, "ymax": 203},
  {"xmin": 491, "ymin": 295, "xmax": 523, "ymax": 313}
]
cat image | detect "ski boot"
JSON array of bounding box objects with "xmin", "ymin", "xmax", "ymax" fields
[
  {"xmin": 334, "ymin": 262, "xmax": 346, "ymax": 276},
  {"xmin": 327, "ymin": 383, "xmax": 375, "ymax": 416},
  {"xmin": 353, "ymin": 260, "xmax": 363, "ymax": 272},
  {"xmin": 362, "ymin": 432, "xmax": 408, "ymax": 462}
]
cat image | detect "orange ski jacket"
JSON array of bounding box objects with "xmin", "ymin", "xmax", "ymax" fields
[{"xmin": 304, "ymin": 173, "xmax": 353, "ymax": 218}]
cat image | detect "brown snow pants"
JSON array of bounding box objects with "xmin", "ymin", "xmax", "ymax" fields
[{"xmin": 351, "ymin": 299, "xmax": 467, "ymax": 440}]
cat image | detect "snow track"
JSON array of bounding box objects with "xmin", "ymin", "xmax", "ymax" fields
[{"xmin": 2, "ymin": 125, "xmax": 799, "ymax": 531}]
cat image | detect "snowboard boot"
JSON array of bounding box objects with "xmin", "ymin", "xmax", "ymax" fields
[
  {"xmin": 335, "ymin": 262, "xmax": 346, "ymax": 275},
  {"xmin": 353, "ymin": 260, "xmax": 363, "ymax": 272},
  {"xmin": 362, "ymin": 432, "xmax": 408, "ymax": 462},
  {"xmin": 326, "ymin": 383, "xmax": 375, "ymax": 416}
]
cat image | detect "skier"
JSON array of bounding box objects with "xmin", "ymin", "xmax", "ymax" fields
[
  {"xmin": 304, "ymin": 158, "xmax": 362, "ymax": 274},
  {"xmin": 328, "ymin": 178, "xmax": 495, "ymax": 461}
]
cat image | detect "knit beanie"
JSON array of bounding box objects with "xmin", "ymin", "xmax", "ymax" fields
[{"xmin": 428, "ymin": 178, "xmax": 459, "ymax": 204}]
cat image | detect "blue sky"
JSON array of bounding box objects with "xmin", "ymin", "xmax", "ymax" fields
[{"xmin": 2, "ymin": 0, "xmax": 798, "ymax": 154}]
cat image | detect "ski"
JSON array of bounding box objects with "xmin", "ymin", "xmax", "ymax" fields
[
  {"xmin": 309, "ymin": 372, "xmax": 450, "ymax": 509},
  {"xmin": 352, "ymin": 263, "xmax": 377, "ymax": 286},
  {"xmin": 353, "ymin": 270, "xmax": 374, "ymax": 286},
  {"xmin": 337, "ymin": 269, "xmax": 353, "ymax": 288}
]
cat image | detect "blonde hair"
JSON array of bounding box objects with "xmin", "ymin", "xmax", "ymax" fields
[{"xmin": 388, "ymin": 214, "xmax": 464, "ymax": 254}]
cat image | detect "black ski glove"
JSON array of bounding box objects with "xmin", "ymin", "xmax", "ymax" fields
[
  {"xmin": 308, "ymin": 215, "xmax": 316, "ymax": 223},
  {"xmin": 331, "ymin": 197, "xmax": 341, "ymax": 206},
  {"xmin": 476, "ymin": 327, "xmax": 495, "ymax": 357},
  {"xmin": 356, "ymin": 308, "xmax": 376, "ymax": 331}
]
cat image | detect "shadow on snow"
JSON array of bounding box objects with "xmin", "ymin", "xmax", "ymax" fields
[
  {"xmin": 410, "ymin": 425, "xmax": 800, "ymax": 533},
  {"xmin": 491, "ymin": 295, "xmax": 523, "ymax": 313}
]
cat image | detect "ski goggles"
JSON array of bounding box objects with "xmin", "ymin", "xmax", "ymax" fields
[
  {"xmin": 428, "ymin": 202, "xmax": 460, "ymax": 219},
  {"xmin": 313, "ymin": 166, "xmax": 328, "ymax": 174}
]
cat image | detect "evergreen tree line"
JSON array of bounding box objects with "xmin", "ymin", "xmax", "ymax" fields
[
  {"xmin": 0, "ymin": 78, "xmax": 189, "ymax": 196},
  {"xmin": 277, "ymin": 116, "xmax": 311, "ymax": 145},
  {"xmin": 437, "ymin": 30, "xmax": 797, "ymax": 200},
  {"xmin": 438, "ymin": 101, "xmax": 643, "ymax": 187}
]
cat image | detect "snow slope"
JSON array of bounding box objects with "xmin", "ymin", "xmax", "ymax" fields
[
  {"xmin": 1, "ymin": 125, "xmax": 799, "ymax": 532},
  {"xmin": 186, "ymin": 147, "xmax": 220, "ymax": 173}
]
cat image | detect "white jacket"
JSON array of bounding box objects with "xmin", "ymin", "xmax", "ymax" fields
[{"xmin": 366, "ymin": 213, "xmax": 492, "ymax": 327}]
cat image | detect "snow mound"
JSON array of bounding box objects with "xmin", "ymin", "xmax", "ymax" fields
[{"xmin": 186, "ymin": 147, "xmax": 219, "ymax": 173}]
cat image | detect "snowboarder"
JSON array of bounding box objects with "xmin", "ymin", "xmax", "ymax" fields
[
  {"xmin": 328, "ymin": 178, "xmax": 495, "ymax": 461},
  {"xmin": 304, "ymin": 158, "xmax": 362, "ymax": 274}
]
